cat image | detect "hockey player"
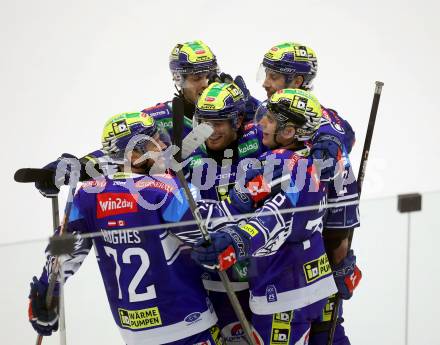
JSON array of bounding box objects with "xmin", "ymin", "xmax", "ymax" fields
[
  {"xmin": 187, "ymin": 81, "xmax": 267, "ymax": 343},
  {"xmin": 27, "ymin": 112, "xmax": 224, "ymax": 345},
  {"xmin": 142, "ymin": 40, "xmax": 260, "ymax": 140},
  {"xmin": 34, "ymin": 40, "xmax": 258, "ymax": 198},
  {"xmin": 192, "ymin": 88, "xmax": 339, "ymax": 344},
  {"xmin": 259, "ymin": 42, "xmax": 361, "ymax": 344}
]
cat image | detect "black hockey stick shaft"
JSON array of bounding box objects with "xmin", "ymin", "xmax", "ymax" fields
[
  {"xmin": 171, "ymin": 98, "xmax": 256, "ymax": 345},
  {"xmin": 327, "ymin": 81, "xmax": 384, "ymax": 345},
  {"xmin": 35, "ymin": 162, "xmax": 80, "ymax": 345}
]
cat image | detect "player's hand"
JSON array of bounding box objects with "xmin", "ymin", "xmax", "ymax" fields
[
  {"xmin": 333, "ymin": 250, "xmax": 362, "ymax": 300},
  {"xmin": 208, "ymin": 73, "xmax": 250, "ymax": 100},
  {"xmin": 35, "ymin": 153, "xmax": 80, "ymax": 198},
  {"xmin": 310, "ymin": 134, "xmax": 343, "ymax": 181},
  {"xmin": 28, "ymin": 276, "xmax": 59, "ymax": 336},
  {"xmin": 231, "ymin": 161, "xmax": 289, "ymax": 210},
  {"xmin": 191, "ymin": 227, "xmax": 251, "ymax": 271}
]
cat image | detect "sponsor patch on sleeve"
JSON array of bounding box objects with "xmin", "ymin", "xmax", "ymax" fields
[{"xmin": 239, "ymin": 224, "xmax": 259, "ymax": 237}]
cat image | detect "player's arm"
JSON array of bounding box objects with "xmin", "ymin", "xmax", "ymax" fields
[
  {"xmin": 28, "ymin": 190, "xmax": 93, "ymax": 336},
  {"xmin": 324, "ymin": 164, "xmax": 362, "ymax": 299},
  {"xmin": 310, "ymin": 108, "xmax": 356, "ymax": 181},
  {"xmin": 34, "ymin": 149, "xmax": 116, "ymax": 197}
]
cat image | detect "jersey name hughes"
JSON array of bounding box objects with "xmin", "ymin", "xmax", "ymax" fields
[{"xmin": 101, "ymin": 229, "xmax": 141, "ymax": 244}]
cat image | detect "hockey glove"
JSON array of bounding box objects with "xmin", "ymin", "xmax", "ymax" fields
[
  {"xmin": 310, "ymin": 135, "xmax": 343, "ymax": 181},
  {"xmin": 208, "ymin": 73, "xmax": 250, "ymax": 101},
  {"xmin": 191, "ymin": 226, "xmax": 251, "ymax": 271},
  {"xmin": 28, "ymin": 276, "xmax": 59, "ymax": 336},
  {"xmin": 333, "ymin": 250, "xmax": 362, "ymax": 300},
  {"xmin": 230, "ymin": 163, "xmax": 288, "ymax": 212},
  {"xmin": 35, "ymin": 153, "xmax": 80, "ymax": 197}
]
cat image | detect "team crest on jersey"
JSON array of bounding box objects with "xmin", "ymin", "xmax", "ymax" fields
[
  {"xmin": 266, "ymin": 284, "xmax": 278, "ymax": 303},
  {"xmin": 96, "ymin": 193, "xmax": 138, "ymax": 218}
]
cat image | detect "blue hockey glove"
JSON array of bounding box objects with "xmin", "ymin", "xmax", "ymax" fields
[
  {"xmin": 35, "ymin": 153, "xmax": 80, "ymax": 197},
  {"xmin": 28, "ymin": 276, "xmax": 59, "ymax": 336},
  {"xmin": 310, "ymin": 135, "xmax": 343, "ymax": 181},
  {"xmin": 209, "ymin": 72, "xmax": 250, "ymax": 101},
  {"xmin": 191, "ymin": 226, "xmax": 251, "ymax": 271},
  {"xmin": 232, "ymin": 75, "xmax": 250, "ymax": 100},
  {"xmin": 333, "ymin": 250, "xmax": 362, "ymax": 300}
]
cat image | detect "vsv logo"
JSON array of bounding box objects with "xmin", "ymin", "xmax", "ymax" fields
[{"xmin": 97, "ymin": 193, "xmax": 138, "ymax": 218}]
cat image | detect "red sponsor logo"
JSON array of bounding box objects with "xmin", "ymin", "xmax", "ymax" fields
[
  {"xmin": 218, "ymin": 245, "xmax": 237, "ymax": 271},
  {"xmin": 246, "ymin": 175, "xmax": 271, "ymax": 202},
  {"xmin": 195, "ymin": 49, "xmax": 206, "ymax": 54},
  {"xmin": 205, "ymin": 96, "xmax": 215, "ymax": 102},
  {"xmin": 82, "ymin": 179, "xmax": 107, "ymax": 189},
  {"xmin": 107, "ymin": 220, "xmax": 126, "ymax": 227},
  {"xmin": 287, "ymin": 152, "xmax": 301, "ymax": 171},
  {"xmin": 97, "ymin": 193, "xmax": 138, "ymax": 218},
  {"xmin": 134, "ymin": 179, "xmax": 175, "ymax": 193},
  {"xmin": 151, "ymin": 173, "xmax": 173, "ymax": 179},
  {"xmin": 272, "ymin": 149, "xmax": 286, "ymax": 154},
  {"xmin": 271, "ymin": 47, "xmax": 279, "ymax": 51},
  {"xmin": 345, "ymin": 265, "xmax": 362, "ymax": 293},
  {"xmin": 244, "ymin": 122, "xmax": 255, "ymax": 131},
  {"xmin": 142, "ymin": 103, "xmax": 165, "ymax": 113}
]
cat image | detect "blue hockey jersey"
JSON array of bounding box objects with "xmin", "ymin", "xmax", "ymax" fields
[{"xmin": 39, "ymin": 172, "xmax": 217, "ymax": 345}]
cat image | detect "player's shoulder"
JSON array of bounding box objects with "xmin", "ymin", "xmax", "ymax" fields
[
  {"xmin": 141, "ymin": 102, "xmax": 172, "ymax": 118},
  {"xmin": 132, "ymin": 173, "xmax": 180, "ymax": 196},
  {"xmin": 237, "ymin": 124, "xmax": 263, "ymax": 158},
  {"xmin": 260, "ymin": 147, "xmax": 309, "ymax": 162}
]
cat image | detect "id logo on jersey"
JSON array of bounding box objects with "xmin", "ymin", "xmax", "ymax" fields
[
  {"xmin": 271, "ymin": 327, "xmax": 290, "ymax": 345},
  {"xmin": 273, "ymin": 311, "xmax": 293, "ymax": 324},
  {"xmin": 118, "ymin": 307, "xmax": 162, "ymax": 329},
  {"xmin": 97, "ymin": 193, "xmax": 138, "ymax": 218},
  {"xmin": 303, "ymin": 254, "xmax": 332, "ymax": 283}
]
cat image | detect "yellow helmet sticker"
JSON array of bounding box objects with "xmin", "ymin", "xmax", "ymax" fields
[
  {"xmin": 264, "ymin": 42, "xmax": 316, "ymax": 63},
  {"xmin": 170, "ymin": 40, "xmax": 215, "ymax": 64},
  {"xmin": 197, "ymin": 82, "xmax": 244, "ymax": 112},
  {"xmin": 101, "ymin": 112, "xmax": 154, "ymax": 143}
]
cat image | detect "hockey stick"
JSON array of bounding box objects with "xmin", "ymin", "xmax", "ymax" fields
[
  {"xmin": 25, "ymin": 160, "xmax": 81, "ymax": 345},
  {"xmin": 14, "ymin": 168, "xmax": 54, "ymax": 185},
  {"xmin": 171, "ymin": 98, "xmax": 257, "ymax": 345},
  {"xmin": 327, "ymin": 81, "xmax": 384, "ymax": 345},
  {"xmin": 14, "ymin": 168, "xmax": 68, "ymax": 345}
]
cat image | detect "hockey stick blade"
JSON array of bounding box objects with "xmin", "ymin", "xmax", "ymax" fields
[
  {"xmin": 14, "ymin": 168, "xmax": 53, "ymax": 184},
  {"xmin": 181, "ymin": 123, "xmax": 214, "ymax": 159}
]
